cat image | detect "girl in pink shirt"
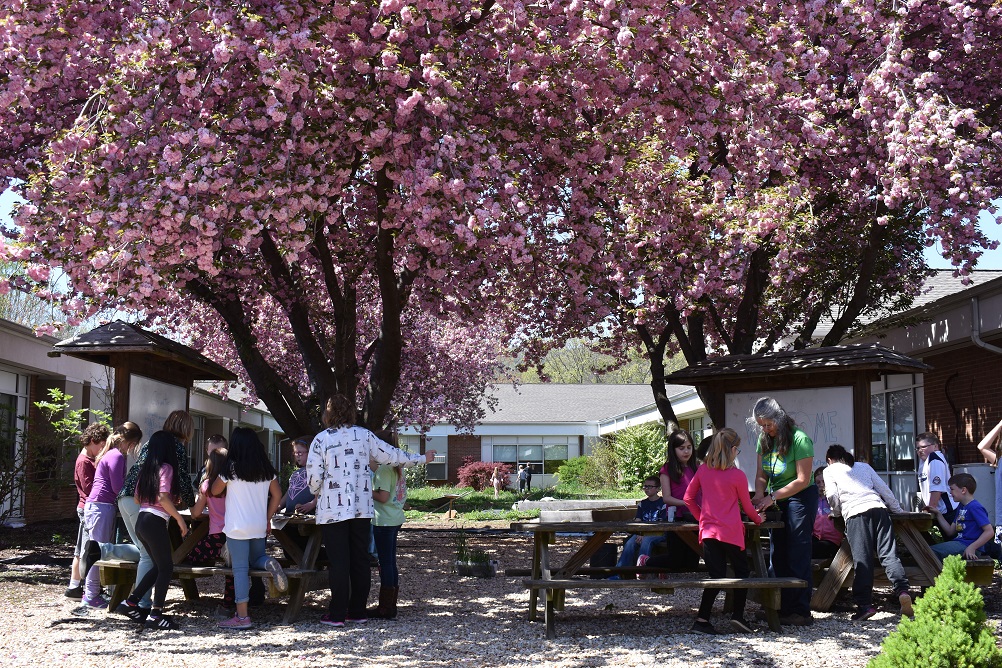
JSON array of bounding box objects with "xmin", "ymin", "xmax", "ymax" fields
[{"xmin": 684, "ymin": 428, "xmax": 764, "ymax": 635}]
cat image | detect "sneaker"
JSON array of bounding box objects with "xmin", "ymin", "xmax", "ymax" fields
[
  {"xmin": 690, "ymin": 620, "xmax": 720, "ymax": 635},
  {"xmin": 64, "ymin": 585, "xmax": 83, "ymax": 600},
  {"xmin": 213, "ymin": 605, "xmax": 235, "ymax": 620},
  {"xmin": 636, "ymin": 554, "xmax": 650, "ymax": 580},
  {"xmin": 263, "ymin": 556, "xmax": 288, "ymax": 593},
  {"xmin": 779, "ymin": 612, "xmax": 815, "ymax": 626},
  {"xmin": 850, "ymin": 607, "xmax": 878, "ymax": 621},
  {"xmin": 730, "ymin": 618, "xmax": 755, "ymax": 633},
  {"xmin": 346, "ymin": 615, "xmax": 368, "ymax": 624},
  {"xmin": 319, "ymin": 614, "xmax": 345, "ymax": 627},
  {"xmin": 83, "ymin": 595, "xmax": 109, "ymax": 609},
  {"xmin": 80, "ymin": 540, "xmax": 101, "ymax": 580},
  {"xmin": 115, "ymin": 601, "xmax": 147, "ymax": 622},
  {"xmin": 144, "ymin": 615, "xmax": 177, "ymax": 631},
  {"xmin": 218, "ymin": 615, "xmax": 252, "ymax": 630},
  {"xmin": 897, "ymin": 591, "xmax": 914, "ymax": 617}
]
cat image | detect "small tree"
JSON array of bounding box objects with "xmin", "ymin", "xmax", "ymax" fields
[
  {"xmin": 608, "ymin": 424, "xmax": 667, "ymax": 491},
  {"xmin": 0, "ymin": 388, "xmax": 110, "ymax": 528},
  {"xmin": 868, "ymin": 555, "xmax": 1002, "ymax": 668},
  {"xmin": 457, "ymin": 461, "xmax": 511, "ymax": 492}
]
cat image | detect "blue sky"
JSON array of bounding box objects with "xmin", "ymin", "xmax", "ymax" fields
[{"xmin": 3, "ymin": 187, "xmax": 1002, "ymax": 268}]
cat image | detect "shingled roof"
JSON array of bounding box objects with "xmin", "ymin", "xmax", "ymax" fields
[
  {"xmin": 51, "ymin": 321, "xmax": 236, "ymax": 381},
  {"xmin": 481, "ymin": 383, "xmax": 686, "ymax": 423},
  {"xmin": 664, "ymin": 343, "xmax": 929, "ymax": 383}
]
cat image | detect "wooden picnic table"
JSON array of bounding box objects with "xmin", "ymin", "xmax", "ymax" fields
[
  {"xmin": 510, "ymin": 519, "xmax": 802, "ymax": 637},
  {"xmin": 97, "ymin": 511, "xmax": 328, "ymax": 624},
  {"xmin": 810, "ymin": 511, "xmax": 993, "ymax": 611}
]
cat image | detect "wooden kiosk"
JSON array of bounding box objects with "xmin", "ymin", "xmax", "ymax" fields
[
  {"xmin": 665, "ymin": 343, "xmax": 929, "ymax": 470},
  {"xmin": 49, "ymin": 321, "xmax": 236, "ymax": 432}
]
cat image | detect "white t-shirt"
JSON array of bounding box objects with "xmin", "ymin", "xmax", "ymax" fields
[
  {"xmin": 219, "ymin": 473, "xmax": 275, "ymax": 540},
  {"xmin": 919, "ymin": 451, "xmax": 950, "ymax": 515}
]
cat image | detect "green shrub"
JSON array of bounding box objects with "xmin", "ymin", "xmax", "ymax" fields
[
  {"xmin": 608, "ymin": 423, "xmax": 665, "ymax": 490},
  {"xmin": 868, "ymin": 555, "xmax": 1002, "ymax": 668},
  {"xmin": 404, "ymin": 462, "xmax": 427, "ymax": 490},
  {"xmin": 580, "ymin": 440, "xmax": 618, "ymax": 489},
  {"xmin": 556, "ymin": 456, "xmax": 592, "ymax": 485}
]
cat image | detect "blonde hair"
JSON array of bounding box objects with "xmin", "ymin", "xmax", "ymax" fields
[
  {"xmin": 97, "ymin": 421, "xmax": 143, "ymax": 463},
  {"xmin": 163, "ymin": 410, "xmax": 194, "ymax": 443},
  {"xmin": 704, "ymin": 428, "xmax": 740, "ymax": 470}
]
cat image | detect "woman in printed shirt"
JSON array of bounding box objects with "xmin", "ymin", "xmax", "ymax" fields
[{"xmin": 306, "ymin": 394, "xmax": 435, "ymax": 628}]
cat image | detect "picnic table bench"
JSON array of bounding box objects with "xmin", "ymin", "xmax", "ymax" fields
[
  {"xmin": 810, "ymin": 512, "xmax": 995, "ymax": 612},
  {"xmin": 522, "ymin": 576, "xmax": 806, "ymax": 637},
  {"xmin": 511, "ymin": 519, "xmax": 801, "ymax": 638},
  {"xmin": 96, "ymin": 512, "xmax": 328, "ymax": 624}
]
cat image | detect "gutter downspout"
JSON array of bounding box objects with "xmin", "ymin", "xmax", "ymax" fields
[{"xmin": 971, "ymin": 297, "xmax": 1002, "ymax": 356}]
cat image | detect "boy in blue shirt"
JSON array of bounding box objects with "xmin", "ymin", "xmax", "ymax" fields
[
  {"xmin": 928, "ymin": 473, "xmax": 1002, "ymax": 561},
  {"xmin": 611, "ymin": 477, "xmax": 667, "ymax": 578}
]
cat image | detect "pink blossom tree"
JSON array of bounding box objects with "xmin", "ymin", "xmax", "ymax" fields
[
  {"xmin": 508, "ymin": 0, "xmax": 1001, "ymax": 426},
  {"xmin": 1, "ymin": 0, "xmax": 999, "ymax": 434}
]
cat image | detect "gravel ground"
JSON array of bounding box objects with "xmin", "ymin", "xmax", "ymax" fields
[{"xmin": 1, "ymin": 522, "xmax": 999, "ymax": 668}]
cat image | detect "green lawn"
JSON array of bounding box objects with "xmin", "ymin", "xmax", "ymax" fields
[{"xmin": 404, "ymin": 482, "xmax": 640, "ymax": 521}]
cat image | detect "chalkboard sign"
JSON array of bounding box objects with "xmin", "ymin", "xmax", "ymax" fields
[
  {"xmin": 129, "ymin": 373, "xmax": 188, "ymax": 442},
  {"xmin": 724, "ymin": 387, "xmax": 854, "ymax": 487}
]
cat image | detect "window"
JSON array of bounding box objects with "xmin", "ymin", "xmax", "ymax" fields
[
  {"xmin": 0, "ymin": 393, "xmax": 16, "ymax": 463},
  {"xmin": 489, "ymin": 437, "xmax": 570, "ymax": 476},
  {"xmin": 543, "ymin": 444, "xmax": 568, "ymax": 474},
  {"xmin": 399, "ymin": 434, "xmax": 445, "ymax": 479},
  {"xmin": 187, "ymin": 414, "xmax": 206, "ymax": 478},
  {"xmin": 870, "ymin": 377, "xmax": 919, "ymax": 474}
]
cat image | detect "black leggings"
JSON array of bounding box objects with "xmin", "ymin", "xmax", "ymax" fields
[
  {"xmin": 696, "ymin": 538, "xmax": 750, "ymax": 621},
  {"xmin": 133, "ymin": 512, "xmax": 174, "ymax": 610}
]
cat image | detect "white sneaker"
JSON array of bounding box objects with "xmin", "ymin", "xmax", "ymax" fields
[{"xmin": 264, "ymin": 557, "xmax": 288, "ymax": 593}]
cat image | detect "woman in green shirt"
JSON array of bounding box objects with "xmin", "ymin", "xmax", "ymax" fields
[{"xmin": 750, "ymin": 397, "xmax": 819, "ymax": 626}]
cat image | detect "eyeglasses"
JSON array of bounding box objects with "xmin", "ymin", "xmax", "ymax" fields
[
  {"xmin": 642, "ymin": 485, "xmax": 657, "ymax": 489},
  {"xmin": 915, "ymin": 444, "xmax": 930, "ymax": 452}
]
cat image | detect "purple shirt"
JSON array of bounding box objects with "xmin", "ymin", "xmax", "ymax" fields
[{"xmin": 87, "ymin": 448, "xmax": 127, "ymax": 504}]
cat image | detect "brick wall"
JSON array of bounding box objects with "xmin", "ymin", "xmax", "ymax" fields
[
  {"xmin": 447, "ymin": 434, "xmax": 481, "ymax": 483},
  {"xmin": 922, "ymin": 344, "xmax": 1002, "ymax": 464}
]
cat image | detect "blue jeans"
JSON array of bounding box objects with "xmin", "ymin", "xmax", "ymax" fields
[
  {"xmin": 117, "ymin": 497, "xmax": 153, "ymax": 609},
  {"xmin": 931, "ymin": 539, "xmax": 1002, "ymax": 561},
  {"xmin": 616, "ymin": 534, "xmax": 666, "ymax": 568},
  {"xmin": 769, "ymin": 484, "xmax": 818, "ymax": 617},
  {"xmin": 226, "ymin": 536, "xmax": 269, "ymax": 605},
  {"xmin": 373, "ymin": 525, "xmax": 400, "ymax": 587}
]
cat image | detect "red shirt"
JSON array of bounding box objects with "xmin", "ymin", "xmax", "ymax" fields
[
  {"xmin": 683, "ymin": 465, "xmax": 762, "ymax": 550},
  {"xmin": 74, "ymin": 450, "xmax": 96, "ymax": 509}
]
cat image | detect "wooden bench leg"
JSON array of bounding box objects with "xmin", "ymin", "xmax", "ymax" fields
[
  {"xmin": 100, "ymin": 565, "xmax": 134, "ymax": 611},
  {"xmin": 761, "ymin": 587, "xmax": 782, "ymax": 632},
  {"xmin": 283, "ymin": 579, "xmax": 308, "ymax": 624},
  {"xmin": 544, "ymin": 588, "xmax": 556, "ymax": 639},
  {"xmin": 179, "ymin": 576, "xmax": 200, "ymax": 601},
  {"xmin": 812, "ymin": 543, "xmax": 853, "ymax": 612}
]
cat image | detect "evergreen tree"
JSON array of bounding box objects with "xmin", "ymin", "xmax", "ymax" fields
[{"xmin": 869, "ymin": 555, "xmax": 1002, "ymax": 668}]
